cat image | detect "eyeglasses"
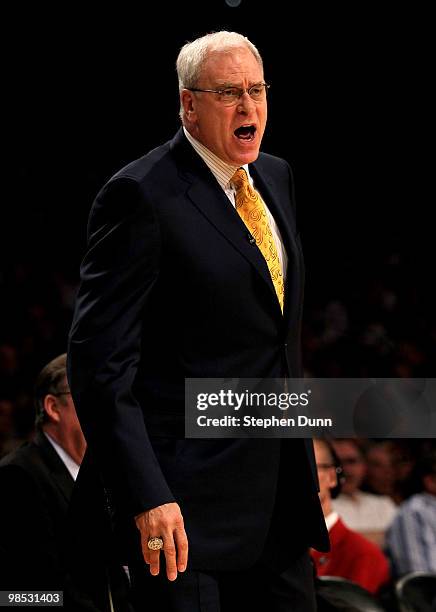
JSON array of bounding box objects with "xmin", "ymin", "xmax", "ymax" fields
[
  {"xmin": 317, "ymin": 463, "xmax": 343, "ymax": 475},
  {"xmin": 52, "ymin": 390, "xmax": 71, "ymax": 397},
  {"xmin": 187, "ymin": 82, "xmax": 270, "ymax": 106}
]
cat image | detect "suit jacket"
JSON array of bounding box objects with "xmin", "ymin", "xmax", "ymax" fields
[
  {"xmin": 67, "ymin": 128, "xmax": 329, "ymax": 572},
  {"xmin": 0, "ymin": 430, "xmax": 131, "ymax": 611},
  {"xmin": 0, "ymin": 430, "xmax": 74, "ymax": 590},
  {"xmin": 311, "ymin": 517, "xmax": 390, "ymax": 594}
]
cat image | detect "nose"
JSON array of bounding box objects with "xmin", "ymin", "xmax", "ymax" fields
[{"xmin": 236, "ymin": 91, "xmax": 256, "ymax": 113}]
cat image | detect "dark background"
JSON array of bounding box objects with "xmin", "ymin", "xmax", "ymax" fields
[{"xmin": 1, "ymin": 1, "xmax": 434, "ymax": 448}]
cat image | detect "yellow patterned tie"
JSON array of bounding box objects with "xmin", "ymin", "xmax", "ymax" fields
[{"xmin": 232, "ymin": 168, "xmax": 284, "ymax": 312}]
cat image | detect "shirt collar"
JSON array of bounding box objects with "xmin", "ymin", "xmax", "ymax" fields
[
  {"xmin": 183, "ymin": 126, "xmax": 250, "ymax": 190},
  {"xmin": 44, "ymin": 432, "xmax": 80, "ymax": 481},
  {"xmin": 325, "ymin": 511, "xmax": 339, "ymax": 531}
]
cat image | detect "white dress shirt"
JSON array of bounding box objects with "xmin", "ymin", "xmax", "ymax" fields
[
  {"xmin": 325, "ymin": 511, "xmax": 339, "ymax": 532},
  {"xmin": 333, "ymin": 491, "xmax": 397, "ymax": 533}
]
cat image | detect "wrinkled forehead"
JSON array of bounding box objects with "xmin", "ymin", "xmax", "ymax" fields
[{"xmin": 200, "ymin": 46, "xmax": 263, "ymax": 83}]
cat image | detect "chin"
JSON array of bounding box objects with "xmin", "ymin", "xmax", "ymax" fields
[{"xmin": 232, "ymin": 149, "xmax": 260, "ymax": 166}]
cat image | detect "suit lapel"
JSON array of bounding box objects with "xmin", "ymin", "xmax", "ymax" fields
[
  {"xmin": 250, "ymin": 159, "xmax": 300, "ymax": 320},
  {"xmin": 249, "ymin": 161, "xmax": 298, "ymax": 261},
  {"xmin": 170, "ymin": 130, "xmax": 281, "ymax": 310}
]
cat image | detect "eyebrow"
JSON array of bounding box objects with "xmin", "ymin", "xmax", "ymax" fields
[
  {"xmin": 214, "ymin": 81, "xmax": 264, "ymax": 88},
  {"xmin": 214, "ymin": 81, "xmax": 239, "ymax": 88}
]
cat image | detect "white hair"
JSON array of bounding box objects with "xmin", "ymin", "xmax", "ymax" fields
[{"xmin": 176, "ymin": 31, "xmax": 264, "ymax": 121}]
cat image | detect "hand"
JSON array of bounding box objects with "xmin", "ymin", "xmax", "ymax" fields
[{"xmin": 135, "ymin": 502, "xmax": 188, "ymax": 581}]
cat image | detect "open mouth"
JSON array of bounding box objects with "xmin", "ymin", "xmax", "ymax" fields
[{"xmin": 234, "ymin": 125, "xmax": 256, "ymax": 141}]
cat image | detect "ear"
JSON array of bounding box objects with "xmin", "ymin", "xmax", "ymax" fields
[
  {"xmin": 181, "ymin": 89, "xmax": 197, "ymax": 124},
  {"xmin": 43, "ymin": 394, "xmax": 62, "ymax": 424}
]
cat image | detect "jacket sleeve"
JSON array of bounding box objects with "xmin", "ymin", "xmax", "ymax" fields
[{"xmin": 67, "ymin": 176, "xmax": 175, "ymax": 517}]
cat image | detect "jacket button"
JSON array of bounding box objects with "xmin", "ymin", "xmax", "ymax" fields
[{"xmin": 247, "ymin": 233, "xmax": 256, "ymax": 244}]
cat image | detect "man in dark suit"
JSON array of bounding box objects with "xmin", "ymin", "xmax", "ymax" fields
[
  {"xmin": 68, "ymin": 31, "xmax": 329, "ymax": 611},
  {"xmin": 0, "ymin": 354, "xmax": 86, "ymax": 591}
]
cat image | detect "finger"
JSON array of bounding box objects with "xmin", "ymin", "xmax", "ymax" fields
[
  {"xmin": 140, "ymin": 534, "xmax": 149, "ymax": 565},
  {"xmin": 139, "ymin": 532, "xmax": 152, "ymax": 565},
  {"xmin": 161, "ymin": 531, "xmax": 178, "ymax": 581},
  {"xmin": 149, "ymin": 548, "xmax": 161, "ymax": 577},
  {"xmin": 174, "ymin": 526, "xmax": 189, "ymax": 572}
]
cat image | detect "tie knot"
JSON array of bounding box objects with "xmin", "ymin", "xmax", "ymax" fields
[{"xmin": 231, "ymin": 168, "xmax": 249, "ymax": 192}]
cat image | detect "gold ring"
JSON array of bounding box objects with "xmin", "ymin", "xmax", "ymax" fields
[{"xmin": 147, "ymin": 536, "xmax": 164, "ymax": 551}]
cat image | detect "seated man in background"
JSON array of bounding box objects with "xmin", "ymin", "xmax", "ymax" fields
[
  {"xmin": 311, "ymin": 438, "xmax": 390, "ymax": 595},
  {"xmin": 0, "ymin": 354, "xmax": 86, "ymax": 591},
  {"xmin": 386, "ymin": 449, "xmax": 436, "ymax": 576},
  {"xmin": 332, "ymin": 438, "xmax": 397, "ymax": 547}
]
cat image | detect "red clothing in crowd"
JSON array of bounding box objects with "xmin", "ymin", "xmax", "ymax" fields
[{"xmin": 311, "ymin": 516, "xmax": 390, "ymax": 594}]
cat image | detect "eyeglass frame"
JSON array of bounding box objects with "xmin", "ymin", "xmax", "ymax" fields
[
  {"xmin": 186, "ymin": 82, "xmax": 270, "ymax": 104},
  {"xmin": 316, "ymin": 463, "xmax": 343, "ymax": 475}
]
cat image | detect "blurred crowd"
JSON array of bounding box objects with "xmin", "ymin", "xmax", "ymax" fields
[
  {"xmin": 0, "ymin": 262, "xmax": 76, "ymax": 455},
  {"xmin": 302, "ymin": 248, "xmax": 436, "ymax": 379}
]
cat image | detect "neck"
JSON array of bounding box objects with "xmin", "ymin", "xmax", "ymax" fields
[
  {"xmin": 43, "ymin": 425, "xmax": 85, "ymax": 465},
  {"xmin": 321, "ymin": 498, "xmax": 333, "ymax": 517}
]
